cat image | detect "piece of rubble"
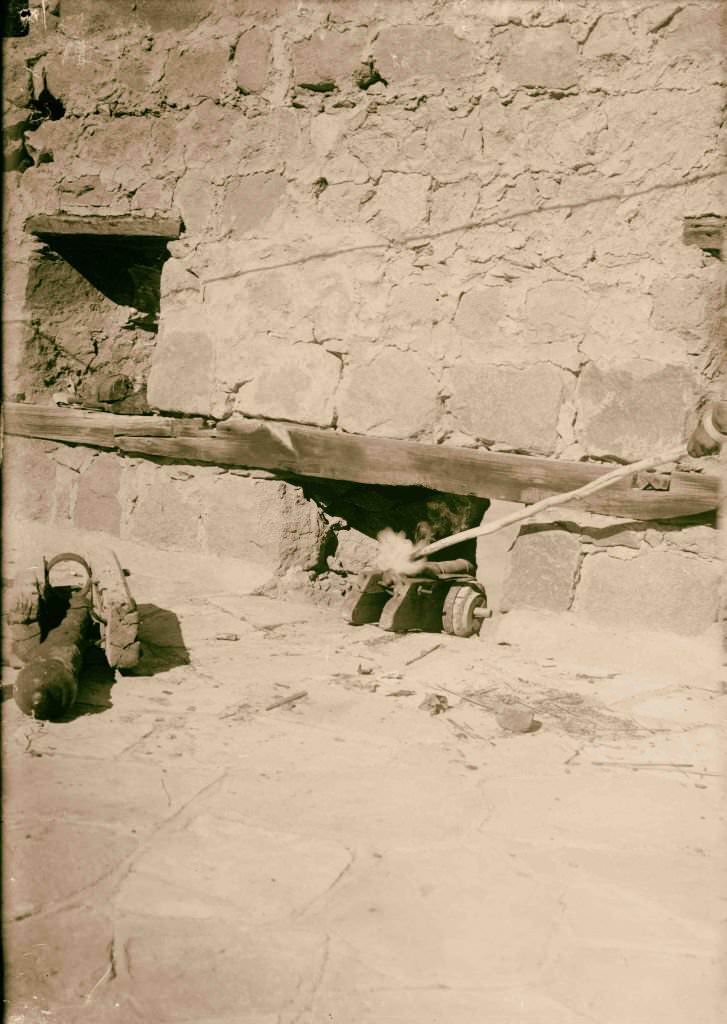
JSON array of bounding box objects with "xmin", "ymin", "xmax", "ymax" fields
[
  {"xmin": 495, "ymin": 701, "xmax": 535, "ymax": 734},
  {"xmin": 419, "ymin": 693, "xmax": 450, "ymax": 715}
]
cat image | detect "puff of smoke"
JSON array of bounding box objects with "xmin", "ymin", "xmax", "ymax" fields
[{"xmin": 374, "ymin": 528, "xmax": 423, "ymax": 576}]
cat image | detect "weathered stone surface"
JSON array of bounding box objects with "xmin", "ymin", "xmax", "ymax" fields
[
  {"xmin": 2, "ymin": 438, "xmax": 55, "ymax": 522},
  {"xmin": 129, "ymin": 178, "xmax": 174, "ymax": 212},
  {"xmin": 162, "ymin": 38, "xmax": 230, "ymax": 107},
  {"xmin": 292, "ymin": 28, "xmax": 367, "ymax": 86},
  {"xmin": 496, "ymin": 701, "xmax": 535, "ymax": 734},
  {"xmin": 74, "ymin": 452, "xmax": 122, "ymax": 534},
  {"xmin": 221, "ymin": 172, "xmax": 287, "ymax": 237},
  {"xmin": 234, "ymin": 343, "xmax": 341, "ymax": 428},
  {"xmin": 475, "ymin": 499, "xmax": 522, "ymax": 613},
  {"xmin": 337, "ymin": 349, "xmax": 441, "ymax": 439},
  {"xmin": 446, "ymin": 362, "xmax": 566, "ymax": 454},
  {"xmin": 374, "ymin": 25, "xmax": 477, "ymax": 82},
  {"xmin": 455, "ymin": 287, "xmax": 505, "ymax": 339},
  {"xmin": 366, "ymin": 171, "xmax": 430, "ymax": 236},
  {"xmin": 233, "ymin": 26, "xmax": 272, "ymax": 93},
  {"xmin": 6, "ymin": 905, "xmax": 114, "ymax": 1013},
  {"xmin": 662, "ymin": 523, "xmax": 718, "ymax": 559},
  {"xmin": 203, "ymin": 475, "xmax": 329, "ymax": 571},
  {"xmin": 653, "ymin": 2, "xmax": 725, "ymax": 61},
  {"xmin": 575, "ymin": 361, "xmax": 695, "ymax": 460},
  {"xmin": 524, "ymin": 280, "xmax": 593, "ymax": 341},
  {"xmin": 148, "ymin": 309, "xmax": 214, "ymax": 415},
  {"xmin": 328, "ymin": 527, "xmax": 380, "ymax": 574},
  {"xmin": 582, "ymin": 12, "xmax": 636, "ymax": 59},
  {"xmin": 502, "ymin": 528, "xmax": 581, "ymax": 613},
  {"xmin": 497, "ymin": 24, "xmax": 579, "ymax": 88},
  {"xmin": 574, "ymin": 549, "xmax": 720, "ymax": 635},
  {"xmin": 124, "ymin": 462, "xmax": 205, "ymax": 550},
  {"xmin": 650, "ymin": 275, "xmax": 711, "ymax": 339}
]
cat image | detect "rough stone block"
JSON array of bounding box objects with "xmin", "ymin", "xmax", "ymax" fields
[
  {"xmin": 475, "ymin": 500, "xmax": 523, "ymax": 613},
  {"xmin": 74, "ymin": 453, "xmax": 122, "ymax": 535},
  {"xmin": 124, "ymin": 463, "xmax": 205, "ymax": 550},
  {"xmin": 131, "ymin": 178, "xmax": 174, "ymax": 212},
  {"xmin": 429, "ymin": 178, "xmax": 480, "ymax": 233},
  {"xmin": 292, "ymin": 28, "xmax": 367, "ymax": 87},
  {"xmin": 662, "ymin": 523, "xmax": 718, "ymax": 559},
  {"xmin": 162, "ymin": 39, "xmax": 230, "ymax": 107},
  {"xmin": 582, "ymin": 12, "xmax": 636, "ymax": 59},
  {"xmin": 203, "ymin": 475, "xmax": 330, "ymax": 572},
  {"xmin": 221, "ymin": 173, "xmax": 287, "ymax": 237},
  {"xmin": 374, "ymin": 25, "xmax": 477, "ymax": 83},
  {"xmin": 653, "ymin": 2, "xmax": 725, "ymax": 61},
  {"xmin": 137, "ymin": 0, "xmax": 213, "ymax": 32},
  {"xmin": 524, "ymin": 281, "xmax": 593, "ymax": 341},
  {"xmin": 455, "ymin": 288, "xmax": 506, "ymax": 340},
  {"xmin": 336, "ymin": 349, "xmax": 441, "ymax": 439},
  {"xmin": 650, "ymin": 275, "xmax": 710, "ymax": 338},
  {"xmin": 446, "ymin": 362, "xmax": 566, "ymax": 455},
  {"xmin": 60, "ymin": 0, "xmax": 138, "ymax": 34},
  {"xmin": 328, "ymin": 528, "xmax": 380, "ymax": 575},
  {"xmin": 575, "ymin": 360, "xmax": 695, "ymax": 460},
  {"xmin": 497, "ymin": 24, "xmax": 579, "ymax": 89},
  {"xmin": 367, "ymin": 171, "xmax": 430, "ymax": 236},
  {"xmin": 3, "ymin": 438, "xmax": 55, "ymax": 523},
  {"xmin": 233, "ymin": 27, "xmax": 272, "ymax": 93},
  {"xmin": 4, "ymin": 58, "xmax": 33, "ymax": 109},
  {"xmin": 502, "ymin": 528, "xmax": 581, "ymax": 613},
  {"xmin": 234, "ymin": 343, "xmax": 341, "ymax": 428},
  {"xmin": 174, "ymin": 171, "xmax": 217, "ymax": 236},
  {"xmin": 574, "ymin": 549, "xmax": 720, "ymax": 635},
  {"xmin": 148, "ymin": 310, "xmax": 214, "ymax": 416}
]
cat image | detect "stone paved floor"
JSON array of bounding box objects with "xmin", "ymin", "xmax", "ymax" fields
[{"xmin": 2, "ymin": 529, "xmax": 726, "ymax": 1024}]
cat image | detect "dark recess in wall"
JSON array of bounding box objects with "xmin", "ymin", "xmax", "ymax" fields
[{"xmin": 33, "ymin": 233, "xmax": 170, "ymax": 318}]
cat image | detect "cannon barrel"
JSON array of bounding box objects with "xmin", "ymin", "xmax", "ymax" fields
[{"xmin": 14, "ymin": 591, "xmax": 92, "ymax": 720}]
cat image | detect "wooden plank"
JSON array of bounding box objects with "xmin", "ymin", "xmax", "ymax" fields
[
  {"xmin": 25, "ymin": 213, "xmax": 183, "ymax": 239},
  {"xmin": 131, "ymin": 419, "xmax": 717, "ymax": 519},
  {"xmin": 114, "ymin": 428, "xmax": 299, "ymax": 472},
  {"xmin": 4, "ymin": 403, "xmax": 175, "ymax": 447},
  {"xmin": 4, "ymin": 402, "xmax": 718, "ymax": 519}
]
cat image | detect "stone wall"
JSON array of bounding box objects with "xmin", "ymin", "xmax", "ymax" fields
[{"xmin": 3, "ymin": 0, "xmax": 725, "ymax": 634}]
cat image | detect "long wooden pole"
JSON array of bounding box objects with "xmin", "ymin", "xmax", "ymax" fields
[{"xmin": 417, "ymin": 445, "xmax": 687, "ymax": 558}]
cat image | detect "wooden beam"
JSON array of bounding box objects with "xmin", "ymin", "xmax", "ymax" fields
[
  {"xmin": 4, "ymin": 404, "xmax": 176, "ymax": 447},
  {"xmin": 216, "ymin": 419, "xmax": 717, "ymax": 520},
  {"xmin": 25, "ymin": 214, "xmax": 183, "ymax": 239},
  {"xmin": 683, "ymin": 215, "xmax": 724, "ymax": 254},
  {"xmin": 3, "ymin": 403, "xmax": 718, "ymax": 520}
]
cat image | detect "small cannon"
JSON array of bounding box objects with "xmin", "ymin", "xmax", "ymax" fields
[
  {"xmin": 5, "ymin": 550, "xmax": 140, "ymax": 721},
  {"xmin": 347, "ymin": 558, "xmax": 491, "ymax": 637}
]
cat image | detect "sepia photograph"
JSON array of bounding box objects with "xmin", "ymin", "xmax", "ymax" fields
[{"xmin": 2, "ymin": 1, "xmax": 725, "ymax": 1021}]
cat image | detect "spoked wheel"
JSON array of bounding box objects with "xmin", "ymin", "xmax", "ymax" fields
[{"xmin": 442, "ymin": 583, "xmax": 489, "ymax": 637}]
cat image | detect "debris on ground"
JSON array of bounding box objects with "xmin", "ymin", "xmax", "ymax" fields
[
  {"xmin": 386, "ymin": 689, "xmax": 416, "ymax": 698},
  {"xmin": 419, "ymin": 693, "xmax": 450, "ymax": 715},
  {"xmin": 265, "ymin": 689, "xmax": 308, "ymax": 711},
  {"xmin": 215, "ymin": 633, "xmax": 240, "ymax": 642},
  {"xmin": 495, "ymin": 701, "xmax": 535, "ymax": 734}
]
